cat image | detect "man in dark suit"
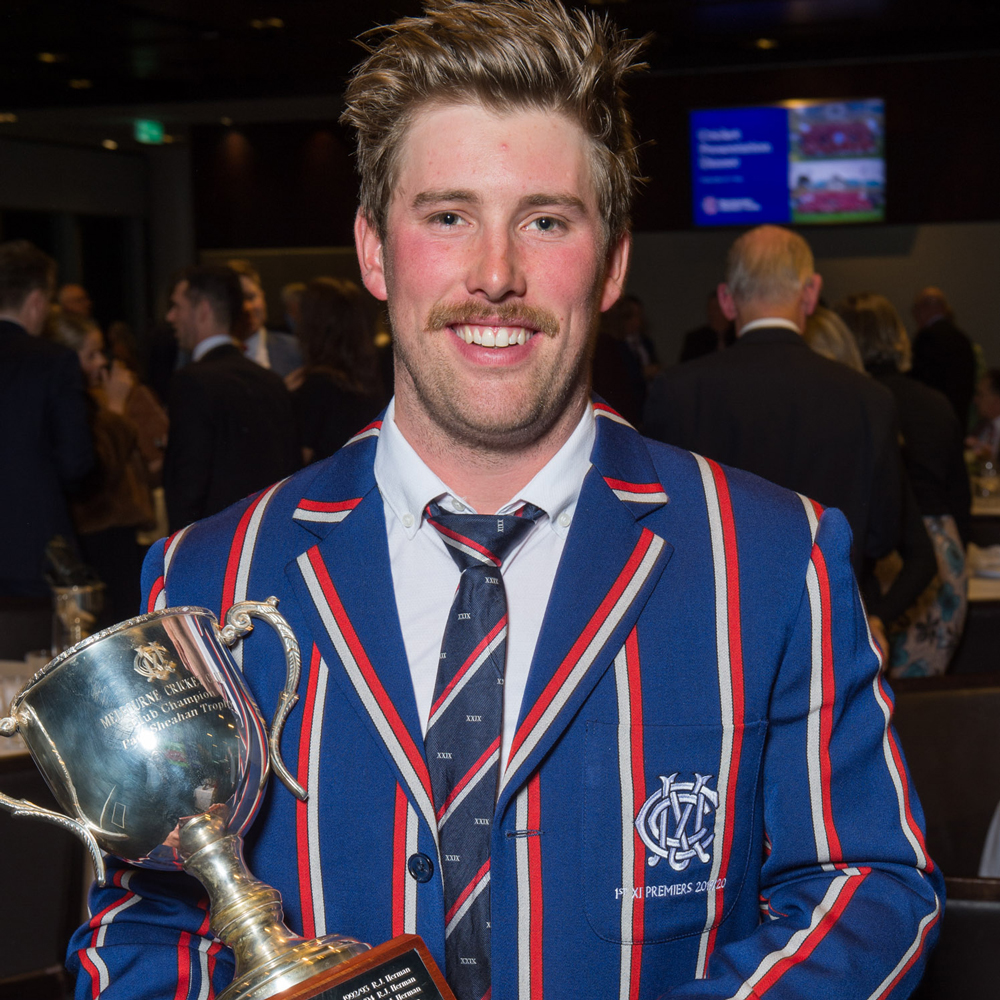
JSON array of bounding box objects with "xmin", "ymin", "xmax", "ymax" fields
[
  {"xmin": 910, "ymin": 286, "xmax": 976, "ymax": 429},
  {"xmin": 163, "ymin": 265, "xmax": 299, "ymax": 532},
  {"xmin": 645, "ymin": 225, "xmax": 903, "ymax": 580},
  {"xmin": 227, "ymin": 259, "xmax": 304, "ymax": 378},
  {"xmin": 0, "ymin": 240, "xmax": 93, "ymax": 598}
]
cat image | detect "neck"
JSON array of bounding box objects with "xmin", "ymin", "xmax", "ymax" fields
[
  {"xmin": 735, "ymin": 302, "xmax": 803, "ymax": 335},
  {"xmin": 393, "ymin": 389, "xmax": 589, "ymax": 515}
]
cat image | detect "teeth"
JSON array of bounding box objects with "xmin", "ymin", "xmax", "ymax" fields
[{"xmin": 453, "ymin": 325, "xmax": 535, "ymax": 349}]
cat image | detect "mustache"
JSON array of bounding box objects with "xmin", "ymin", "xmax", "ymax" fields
[{"xmin": 426, "ymin": 301, "xmax": 559, "ymax": 337}]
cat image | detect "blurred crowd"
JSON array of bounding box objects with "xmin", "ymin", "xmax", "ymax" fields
[
  {"xmin": 0, "ymin": 242, "xmax": 389, "ymax": 631},
  {"xmin": 0, "ymin": 226, "xmax": 991, "ymax": 676}
]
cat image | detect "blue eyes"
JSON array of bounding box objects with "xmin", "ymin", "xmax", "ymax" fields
[{"xmin": 431, "ymin": 213, "xmax": 563, "ymax": 232}]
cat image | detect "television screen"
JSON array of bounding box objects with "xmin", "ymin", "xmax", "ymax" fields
[{"xmin": 690, "ymin": 98, "xmax": 885, "ymax": 227}]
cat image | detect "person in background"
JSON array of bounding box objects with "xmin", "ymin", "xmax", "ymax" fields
[
  {"xmin": 227, "ymin": 258, "xmax": 304, "ymax": 377},
  {"xmin": 677, "ymin": 288, "xmax": 735, "ymax": 362},
  {"xmin": 803, "ymin": 304, "xmax": 865, "ymax": 372},
  {"xmin": 289, "ymin": 276, "xmax": 386, "ymax": 464},
  {"xmin": 0, "ymin": 240, "xmax": 93, "ymax": 599},
  {"xmin": 910, "ymin": 285, "xmax": 976, "ymax": 429},
  {"xmin": 57, "ymin": 282, "xmax": 93, "ymax": 322},
  {"xmin": 281, "ymin": 281, "xmax": 306, "ymax": 334},
  {"xmin": 163, "ymin": 265, "xmax": 299, "ymax": 531},
  {"xmin": 646, "ymin": 226, "xmax": 905, "ymax": 578},
  {"xmin": 838, "ymin": 292, "xmax": 971, "ymax": 676},
  {"xmin": 966, "ymin": 369, "xmax": 1000, "ymax": 460},
  {"xmin": 46, "ymin": 314, "xmax": 154, "ymax": 626}
]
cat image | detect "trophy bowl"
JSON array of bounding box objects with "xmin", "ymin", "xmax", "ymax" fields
[{"xmin": 0, "ymin": 601, "xmax": 456, "ymax": 1000}]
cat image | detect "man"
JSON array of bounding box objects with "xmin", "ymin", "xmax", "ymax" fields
[
  {"xmin": 910, "ymin": 286, "xmax": 976, "ymax": 428},
  {"xmin": 646, "ymin": 226, "xmax": 904, "ymax": 577},
  {"xmin": 0, "ymin": 241, "xmax": 93, "ymax": 598},
  {"xmin": 228, "ymin": 258, "xmax": 304, "ymax": 377},
  {"xmin": 162, "ymin": 265, "xmax": 299, "ymax": 530},
  {"xmin": 71, "ymin": 5, "xmax": 941, "ymax": 1000},
  {"xmin": 677, "ymin": 289, "xmax": 735, "ymax": 362},
  {"xmin": 57, "ymin": 282, "xmax": 94, "ymax": 321}
]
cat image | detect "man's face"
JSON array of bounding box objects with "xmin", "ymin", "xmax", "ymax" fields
[
  {"xmin": 356, "ymin": 102, "xmax": 628, "ymax": 453},
  {"xmin": 240, "ymin": 276, "xmax": 267, "ymax": 331},
  {"xmin": 166, "ymin": 281, "xmax": 198, "ymax": 351},
  {"xmin": 59, "ymin": 285, "xmax": 92, "ymax": 319}
]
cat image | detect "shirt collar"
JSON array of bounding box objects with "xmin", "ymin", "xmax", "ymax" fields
[
  {"xmin": 192, "ymin": 334, "xmax": 237, "ymax": 361},
  {"xmin": 374, "ymin": 397, "xmax": 594, "ymax": 539},
  {"xmin": 738, "ymin": 317, "xmax": 801, "ymax": 337}
]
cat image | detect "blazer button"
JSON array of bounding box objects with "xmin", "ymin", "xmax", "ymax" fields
[{"xmin": 407, "ymin": 852, "xmax": 434, "ymax": 883}]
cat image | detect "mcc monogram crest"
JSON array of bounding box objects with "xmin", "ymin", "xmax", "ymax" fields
[{"xmin": 635, "ymin": 772, "xmax": 719, "ymax": 871}]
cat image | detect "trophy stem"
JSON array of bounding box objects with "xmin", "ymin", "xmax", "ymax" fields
[{"xmin": 180, "ymin": 813, "xmax": 369, "ymax": 1000}]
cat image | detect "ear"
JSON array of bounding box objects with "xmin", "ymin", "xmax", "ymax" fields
[
  {"xmin": 717, "ymin": 283, "xmax": 738, "ymax": 322},
  {"xmin": 802, "ymin": 273, "xmax": 823, "ymax": 316},
  {"xmin": 599, "ymin": 233, "xmax": 631, "ymax": 313},
  {"xmin": 355, "ymin": 210, "xmax": 388, "ymax": 302}
]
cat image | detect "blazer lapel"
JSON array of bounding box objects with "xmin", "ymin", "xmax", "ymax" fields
[
  {"xmin": 282, "ymin": 440, "xmax": 440, "ymax": 853},
  {"xmin": 497, "ymin": 405, "xmax": 674, "ymax": 811}
]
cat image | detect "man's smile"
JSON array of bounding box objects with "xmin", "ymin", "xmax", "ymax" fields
[{"xmin": 450, "ymin": 323, "xmax": 536, "ymax": 347}]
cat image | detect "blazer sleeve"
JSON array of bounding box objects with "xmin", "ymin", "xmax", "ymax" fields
[
  {"xmin": 48, "ymin": 346, "xmax": 95, "ymax": 488},
  {"xmin": 664, "ymin": 507, "xmax": 944, "ymax": 998},
  {"xmin": 66, "ymin": 539, "xmax": 236, "ymax": 999}
]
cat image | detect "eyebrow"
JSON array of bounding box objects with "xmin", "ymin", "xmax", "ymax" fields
[{"xmin": 410, "ymin": 190, "xmax": 589, "ymax": 214}]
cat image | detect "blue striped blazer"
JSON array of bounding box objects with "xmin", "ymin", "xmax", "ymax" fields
[{"xmin": 68, "ymin": 401, "xmax": 943, "ymax": 1000}]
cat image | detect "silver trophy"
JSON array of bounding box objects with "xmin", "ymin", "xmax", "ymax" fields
[{"xmin": 0, "ymin": 600, "xmax": 390, "ymax": 1000}]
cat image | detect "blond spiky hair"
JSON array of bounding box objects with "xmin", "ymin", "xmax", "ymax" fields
[{"xmin": 341, "ymin": 0, "xmax": 647, "ymax": 242}]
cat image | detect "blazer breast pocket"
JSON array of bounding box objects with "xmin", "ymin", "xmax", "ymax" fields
[{"xmin": 583, "ymin": 719, "xmax": 767, "ymax": 944}]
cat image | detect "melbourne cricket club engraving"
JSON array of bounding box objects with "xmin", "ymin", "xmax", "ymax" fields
[{"xmin": 635, "ymin": 773, "xmax": 719, "ymax": 871}]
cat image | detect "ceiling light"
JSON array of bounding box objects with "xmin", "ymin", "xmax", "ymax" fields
[
  {"xmin": 0, "ymin": 113, "xmax": 17, "ymax": 124},
  {"xmin": 102, "ymin": 139, "xmax": 118, "ymax": 150},
  {"xmin": 220, "ymin": 116, "xmax": 233, "ymax": 126},
  {"xmin": 37, "ymin": 52, "xmax": 65, "ymax": 63},
  {"xmin": 69, "ymin": 78, "xmax": 93, "ymax": 89},
  {"xmin": 250, "ymin": 17, "xmax": 285, "ymax": 29},
  {"xmin": 754, "ymin": 38, "xmax": 779, "ymax": 50},
  {"xmin": 162, "ymin": 134, "xmax": 176, "ymax": 144}
]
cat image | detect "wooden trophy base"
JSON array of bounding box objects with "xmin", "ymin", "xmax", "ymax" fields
[{"xmin": 270, "ymin": 935, "xmax": 456, "ymax": 1000}]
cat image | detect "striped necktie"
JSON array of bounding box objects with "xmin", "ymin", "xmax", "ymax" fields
[{"xmin": 424, "ymin": 501, "xmax": 542, "ymax": 1000}]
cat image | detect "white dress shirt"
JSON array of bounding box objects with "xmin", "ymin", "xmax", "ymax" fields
[
  {"xmin": 192, "ymin": 334, "xmax": 237, "ymax": 362},
  {"xmin": 244, "ymin": 328, "xmax": 271, "ymax": 368},
  {"xmin": 737, "ymin": 317, "xmax": 802, "ymax": 337},
  {"xmin": 373, "ymin": 398, "xmax": 595, "ymax": 773}
]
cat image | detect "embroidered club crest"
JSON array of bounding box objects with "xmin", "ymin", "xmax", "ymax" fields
[
  {"xmin": 635, "ymin": 772, "xmax": 719, "ymax": 871},
  {"xmin": 133, "ymin": 641, "xmax": 177, "ymax": 682}
]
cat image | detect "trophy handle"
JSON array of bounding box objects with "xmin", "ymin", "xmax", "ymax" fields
[
  {"xmin": 218, "ymin": 597, "xmax": 308, "ymax": 802},
  {"xmin": 0, "ymin": 787, "xmax": 107, "ymax": 884}
]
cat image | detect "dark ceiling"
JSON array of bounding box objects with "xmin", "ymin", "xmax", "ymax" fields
[{"xmin": 2, "ymin": 0, "xmax": 999, "ymax": 113}]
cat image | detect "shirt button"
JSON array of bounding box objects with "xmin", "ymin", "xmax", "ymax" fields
[
  {"xmin": 402, "ymin": 513, "xmax": 415, "ymax": 529},
  {"xmin": 407, "ymin": 852, "xmax": 434, "ymax": 883},
  {"xmin": 558, "ymin": 511, "xmax": 572, "ymax": 528},
  {"xmin": 452, "ymin": 500, "xmax": 466, "ymax": 512}
]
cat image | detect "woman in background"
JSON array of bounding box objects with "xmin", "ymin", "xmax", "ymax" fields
[
  {"xmin": 837, "ymin": 292, "xmax": 970, "ymax": 677},
  {"xmin": 289, "ymin": 277, "xmax": 386, "ymax": 464},
  {"xmin": 47, "ymin": 315, "xmax": 156, "ymax": 626}
]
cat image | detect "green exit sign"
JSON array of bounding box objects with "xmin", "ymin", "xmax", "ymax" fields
[{"xmin": 134, "ymin": 119, "xmax": 164, "ymax": 144}]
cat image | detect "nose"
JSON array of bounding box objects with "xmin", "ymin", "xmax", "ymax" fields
[{"xmin": 465, "ymin": 225, "xmax": 526, "ymax": 302}]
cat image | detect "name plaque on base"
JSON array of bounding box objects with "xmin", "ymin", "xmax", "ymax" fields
[
  {"xmin": 0, "ymin": 601, "xmax": 455, "ymax": 1000},
  {"xmin": 277, "ymin": 938, "xmax": 450, "ymax": 1000}
]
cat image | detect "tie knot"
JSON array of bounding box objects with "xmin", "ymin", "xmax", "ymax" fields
[{"xmin": 426, "ymin": 501, "xmax": 543, "ymax": 572}]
